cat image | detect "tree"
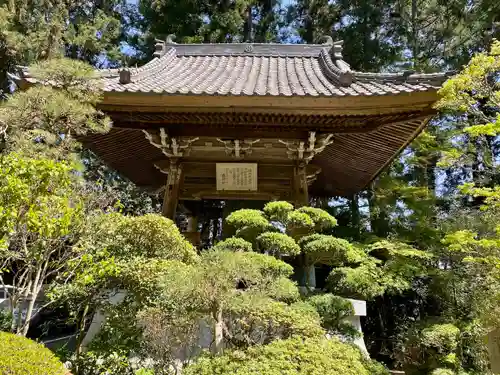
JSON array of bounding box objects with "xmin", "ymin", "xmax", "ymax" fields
[
  {"xmin": 369, "ymin": 41, "xmax": 500, "ymax": 374},
  {"xmin": 0, "ymin": 58, "xmax": 111, "ymax": 336},
  {"xmin": 390, "ymin": 0, "xmax": 500, "ymax": 71},
  {"xmin": 224, "ymin": 202, "xmax": 430, "ymax": 298},
  {"xmin": 0, "ymin": 153, "xmax": 86, "ymax": 335},
  {"xmin": 1, "ymin": 58, "xmax": 110, "ymax": 158},
  {"xmin": 0, "ymin": 0, "xmax": 125, "ymax": 97},
  {"xmin": 288, "ymin": 0, "xmax": 404, "ymax": 71},
  {"xmin": 286, "ymin": 0, "xmax": 340, "ymax": 44},
  {"xmin": 77, "ymin": 247, "xmax": 322, "ymax": 374},
  {"xmin": 49, "ymin": 213, "xmax": 198, "ymax": 356},
  {"xmin": 150, "ymin": 250, "xmax": 315, "ymax": 355}
]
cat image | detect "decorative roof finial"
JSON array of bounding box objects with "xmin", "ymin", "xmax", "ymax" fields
[
  {"xmin": 119, "ymin": 56, "xmax": 132, "ymax": 84},
  {"xmin": 331, "ymin": 40, "xmax": 344, "ymax": 60},
  {"xmin": 119, "ymin": 68, "xmax": 131, "ymax": 84},
  {"xmin": 166, "ymin": 34, "xmax": 177, "ymax": 44},
  {"xmin": 320, "ymin": 36, "xmax": 334, "ymax": 45},
  {"xmin": 154, "ymin": 39, "xmax": 165, "ymax": 57}
]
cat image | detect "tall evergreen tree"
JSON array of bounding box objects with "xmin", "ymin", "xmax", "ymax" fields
[{"xmin": 0, "ymin": 0, "xmax": 125, "ymax": 97}]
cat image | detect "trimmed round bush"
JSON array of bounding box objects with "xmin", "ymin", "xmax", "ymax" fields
[
  {"xmin": 184, "ymin": 336, "xmax": 388, "ymax": 375},
  {"xmin": 0, "ymin": 332, "xmax": 67, "ymax": 375},
  {"xmin": 213, "ymin": 237, "xmax": 253, "ymax": 252},
  {"xmin": 256, "ymin": 232, "xmax": 301, "ymax": 256},
  {"xmin": 297, "ymin": 206, "xmax": 337, "ymax": 230},
  {"xmin": 264, "ymin": 201, "xmax": 294, "ymax": 222}
]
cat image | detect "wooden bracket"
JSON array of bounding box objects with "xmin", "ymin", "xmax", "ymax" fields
[
  {"xmin": 279, "ymin": 132, "xmax": 333, "ymax": 163},
  {"xmin": 216, "ymin": 138, "xmax": 260, "ymax": 159},
  {"xmin": 143, "ymin": 127, "xmax": 198, "ymax": 157}
]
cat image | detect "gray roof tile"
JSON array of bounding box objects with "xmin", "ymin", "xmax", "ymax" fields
[{"xmin": 11, "ymin": 41, "xmax": 449, "ymax": 97}]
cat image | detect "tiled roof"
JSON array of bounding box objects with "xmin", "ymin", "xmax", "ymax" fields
[{"xmin": 98, "ymin": 40, "xmax": 449, "ymax": 97}]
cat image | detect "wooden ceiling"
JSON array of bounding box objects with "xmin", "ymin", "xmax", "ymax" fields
[{"xmin": 81, "ymin": 109, "xmax": 433, "ymax": 199}]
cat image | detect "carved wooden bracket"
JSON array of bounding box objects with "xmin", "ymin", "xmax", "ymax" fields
[
  {"xmin": 143, "ymin": 128, "xmax": 199, "ymax": 157},
  {"xmin": 216, "ymin": 138, "xmax": 260, "ymax": 159},
  {"xmin": 279, "ymin": 132, "xmax": 333, "ymax": 163},
  {"xmin": 306, "ymin": 165, "xmax": 322, "ymax": 185}
]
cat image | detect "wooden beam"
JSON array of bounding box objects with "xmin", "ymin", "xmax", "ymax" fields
[
  {"xmin": 189, "ymin": 190, "xmax": 281, "ymax": 201},
  {"xmin": 162, "ymin": 159, "xmax": 184, "ymax": 219},
  {"xmin": 101, "ymin": 91, "xmax": 438, "ymax": 116},
  {"xmin": 155, "ymin": 160, "xmax": 321, "ymax": 180}
]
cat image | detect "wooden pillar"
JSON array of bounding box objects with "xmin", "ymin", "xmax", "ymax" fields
[
  {"xmin": 186, "ymin": 216, "xmax": 198, "ymax": 232},
  {"xmin": 293, "ymin": 163, "xmax": 309, "ymax": 207},
  {"xmin": 162, "ymin": 159, "xmax": 183, "ymax": 219},
  {"xmin": 183, "ymin": 216, "xmax": 201, "ymax": 247}
]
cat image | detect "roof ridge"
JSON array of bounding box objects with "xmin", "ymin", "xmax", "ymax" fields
[
  {"xmin": 353, "ymin": 70, "xmax": 451, "ymax": 85},
  {"xmin": 318, "ymin": 48, "xmax": 353, "ymax": 87},
  {"xmin": 152, "ymin": 37, "xmax": 345, "ymax": 59}
]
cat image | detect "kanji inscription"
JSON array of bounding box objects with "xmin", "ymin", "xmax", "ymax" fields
[{"xmin": 216, "ymin": 163, "xmax": 257, "ymax": 191}]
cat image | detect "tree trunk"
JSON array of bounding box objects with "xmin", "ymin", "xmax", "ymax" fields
[
  {"xmin": 367, "ymin": 184, "xmax": 389, "ymax": 238},
  {"xmin": 75, "ymin": 303, "xmax": 90, "ymax": 356},
  {"xmin": 16, "ymin": 278, "xmax": 32, "ymax": 335},
  {"xmin": 304, "ymin": 263, "xmax": 316, "ymax": 290},
  {"xmin": 21, "ymin": 264, "xmax": 44, "ymax": 336},
  {"xmin": 212, "ymin": 305, "xmax": 224, "ymax": 354},
  {"xmin": 243, "ymin": 6, "xmax": 253, "ymax": 42},
  {"xmin": 411, "ymin": 0, "xmax": 419, "ymax": 68},
  {"xmin": 349, "ymin": 194, "xmax": 361, "ymax": 240}
]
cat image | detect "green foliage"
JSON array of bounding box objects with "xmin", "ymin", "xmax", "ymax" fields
[
  {"xmin": 0, "ymin": 310, "xmax": 12, "ymax": 332},
  {"xmin": 403, "ymin": 321, "xmax": 490, "ymax": 375},
  {"xmin": 224, "ymin": 203, "xmax": 425, "ymax": 302},
  {"xmin": 256, "ymin": 232, "xmax": 301, "ymax": 256},
  {"xmin": 307, "ymin": 294, "xmax": 358, "ymax": 337},
  {"xmin": 83, "ymin": 247, "xmax": 304, "ymax": 368},
  {"xmin": 286, "ymin": 210, "xmax": 314, "ymax": 234},
  {"xmin": 68, "ymin": 350, "xmax": 153, "ymax": 375},
  {"xmin": 3, "ymin": 4, "xmax": 499, "ymax": 373},
  {"xmin": 0, "ymin": 0, "xmax": 123, "ymax": 82},
  {"xmin": 430, "ymin": 369, "xmax": 455, "ymax": 375},
  {"xmin": 263, "ymin": 201, "xmax": 294, "ymax": 222},
  {"xmin": 1, "ymin": 58, "xmax": 111, "ymax": 159},
  {"xmin": 421, "ymin": 324, "xmax": 461, "ymax": 353},
  {"xmin": 108, "ymin": 214, "xmax": 198, "ymax": 262},
  {"xmin": 226, "ymin": 208, "xmax": 271, "ymax": 240},
  {"xmin": 157, "ymin": 250, "xmax": 296, "ymax": 310},
  {"xmin": 437, "ymin": 40, "xmax": 500, "ymax": 117},
  {"xmin": 49, "ymin": 211, "xmax": 197, "ymax": 308},
  {"xmin": 225, "ymin": 294, "xmax": 324, "ymax": 347},
  {"xmin": 434, "ymin": 41, "xmax": 500, "ymax": 187},
  {"xmin": 68, "ymin": 212, "xmax": 197, "ymax": 272},
  {"xmin": 297, "ymin": 207, "xmax": 338, "ymax": 231},
  {"xmin": 328, "ymin": 261, "xmax": 387, "ymax": 299},
  {"xmin": 0, "ymin": 332, "xmax": 67, "ymax": 375},
  {"xmin": 0, "ymin": 152, "xmax": 88, "ymax": 334},
  {"xmin": 226, "ymin": 203, "xmax": 338, "ymax": 244},
  {"xmin": 301, "ymin": 234, "xmax": 365, "ymax": 266},
  {"xmin": 47, "ymin": 212, "xmax": 197, "ymax": 356},
  {"xmin": 240, "ymin": 251, "xmax": 295, "ymax": 280},
  {"xmin": 213, "ymin": 237, "xmax": 253, "ymax": 252},
  {"xmin": 184, "ymin": 336, "xmax": 387, "ymax": 375},
  {"xmin": 130, "ymin": 249, "xmax": 305, "ymax": 366},
  {"xmin": 328, "ymin": 240, "xmax": 432, "ymax": 300},
  {"xmin": 0, "ymin": 152, "xmax": 82, "ymax": 251}
]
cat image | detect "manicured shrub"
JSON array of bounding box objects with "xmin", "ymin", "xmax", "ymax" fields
[
  {"xmin": 0, "ymin": 332, "xmax": 67, "ymax": 375},
  {"xmin": 213, "ymin": 237, "xmax": 253, "ymax": 252},
  {"xmin": 184, "ymin": 336, "xmax": 389, "ymax": 375}
]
